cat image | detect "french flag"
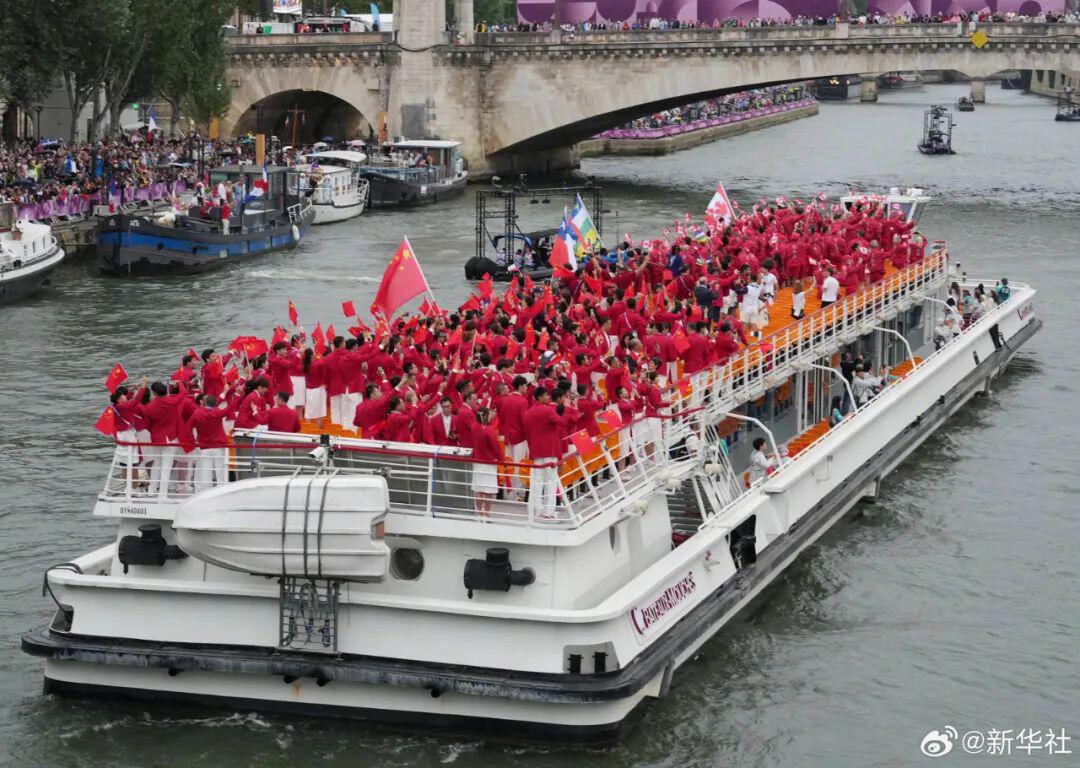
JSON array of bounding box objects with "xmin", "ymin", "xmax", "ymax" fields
[
  {"xmin": 245, "ymin": 167, "xmax": 269, "ymax": 205},
  {"xmin": 147, "ymin": 105, "xmax": 158, "ymax": 140}
]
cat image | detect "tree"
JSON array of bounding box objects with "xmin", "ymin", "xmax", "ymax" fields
[{"xmin": 0, "ymin": 1, "xmax": 57, "ymax": 118}]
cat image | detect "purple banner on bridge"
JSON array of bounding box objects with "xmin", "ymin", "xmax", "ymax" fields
[{"xmin": 517, "ymin": 0, "xmax": 1066, "ymax": 24}]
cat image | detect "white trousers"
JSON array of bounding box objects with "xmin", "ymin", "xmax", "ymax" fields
[
  {"xmin": 288, "ymin": 376, "xmax": 306, "ymax": 408},
  {"xmin": 148, "ymin": 441, "xmax": 179, "ymax": 498},
  {"xmin": 330, "ymin": 394, "xmax": 345, "ymax": 426},
  {"xmin": 528, "ymin": 457, "xmax": 559, "ymax": 519},
  {"xmin": 196, "ymin": 447, "xmax": 229, "ymax": 490},
  {"xmin": 343, "ymin": 392, "xmax": 362, "ymax": 429}
]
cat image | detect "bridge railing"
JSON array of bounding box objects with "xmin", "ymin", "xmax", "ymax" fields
[{"xmin": 472, "ymin": 21, "xmax": 1080, "ymax": 47}]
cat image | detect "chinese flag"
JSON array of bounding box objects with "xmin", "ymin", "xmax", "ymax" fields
[
  {"xmin": 271, "ymin": 326, "xmax": 287, "ymax": 345},
  {"xmin": 597, "ymin": 407, "xmax": 622, "ymax": 432},
  {"xmin": 673, "ymin": 332, "xmax": 691, "ymax": 354},
  {"xmin": 104, "ymin": 363, "xmax": 127, "ymax": 394},
  {"xmin": 371, "ymin": 238, "xmax": 430, "ymax": 319},
  {"xmin": 524, "ymin": 324, "xmax": 536, "ymax": 349},
  {"xmin": 569, "ymin": 429, "xmax": 598, "ymax": 457},
  {"xmin": 288, "ymin": 300, "xmax": 299, "ymax": 326},
  {"xmin": 224, "ymin": 366, "xmax": 239, "ymax": 384},
  {"xmin": 94, "ymin": 406, "xmax": 117, "ymax": 436},
  {"xmin": 419, "ymin": 297, "xmax": 432, "ymax": 316},
  {"xmin": 478, "ymin": 273, "xmax": 493, "ymax": 298},
  {"xmin": 311, "ymin": 322, "xmax": 326, "ymax": 350},
  {"xmin": 447, "ymin": 326, "xmax": 463, "ymax": 347},
  {"xmin": 676, "ymin": 378, "xmax": 692, "ymax": 396},
  {"xmin": 326, "ymin": 323, "xmax": 336, "ymax": 342},
  {"xmin": 342, "ymin": 299, "xmax": 356, "ymax": 318}
]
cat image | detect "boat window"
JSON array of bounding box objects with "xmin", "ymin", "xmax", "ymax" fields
[{"xmin": 390, "ymin": 548, "xmax": 424, "ymax": 580}]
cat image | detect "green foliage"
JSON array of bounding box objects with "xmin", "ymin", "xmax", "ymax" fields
[
  {"xmin": 474, "ymin": 0, "xmax": 515, "ymax": 25},
  {"xmin": 1, "ymin": 0, "xmax": 238, "ymax": 138}
]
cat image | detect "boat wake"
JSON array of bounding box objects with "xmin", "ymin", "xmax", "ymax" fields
[{"xmin": 247, "ymin": 268, "xmax": 378, "ymax": 283}]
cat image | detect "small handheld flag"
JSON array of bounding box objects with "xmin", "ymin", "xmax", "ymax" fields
[
  {"xmin": 104, "ymin": 363, "xmax": 128, "ymax": 394},
  {"xmin": 342, "ymin": 299, "xmax": 356, "ymax": 318},
  {"xmin": 94, "ymin": 407, "xmax": 117, "ymax": 436},
  {"xmin": 288, "ymin": 300, "xmax": 299, "ymax": 326}
]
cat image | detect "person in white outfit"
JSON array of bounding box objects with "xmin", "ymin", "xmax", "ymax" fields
[{"xmin": 748, "ymin": 437, "xmax": 779, "ymax": 484}]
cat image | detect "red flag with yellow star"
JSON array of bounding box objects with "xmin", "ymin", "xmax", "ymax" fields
[{"xmin": 371, "ymin": 237, "xmax": 431, "ymax": 319}]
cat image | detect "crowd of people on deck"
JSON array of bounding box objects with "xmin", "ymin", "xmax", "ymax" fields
[
  {"xmin": 609, "ymin": 85, "xmax": 811, "ymax": 133},
  {"xmin": 104, "ymin": 194, "xmax": 951, "ymax": 515},
  {"xmin": 482, "ymin": 10, "xmax": 1077, "ymax": 34}
]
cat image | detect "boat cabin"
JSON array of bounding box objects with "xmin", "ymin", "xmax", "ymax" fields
[{"xmin": 203, "ymin": 165, "xmax": 300, "ymax": 231}]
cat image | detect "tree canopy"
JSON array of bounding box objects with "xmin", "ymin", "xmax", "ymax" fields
[{"xmin": 1, "ymin": 0, "xmax": 236, "ymax": 141}]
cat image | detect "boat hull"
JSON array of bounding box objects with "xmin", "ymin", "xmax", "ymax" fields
[
  {"xmin": 364, "ymin": 172, "xmax": 468, "ymax": 208},
  {"xmin": 311, "ymin": 199, "xmax": 366, "ymax": 225},
  {"xmin": 96, "ymin": 208, "xmax": 315, "ymax": 277},
  {"xmin": 23, "ymin": 309, "xmax": 1041, "ymax": 740},
  {"xmin": 0, "ymin": 245, "xmax": 65, "ymax": 304}
]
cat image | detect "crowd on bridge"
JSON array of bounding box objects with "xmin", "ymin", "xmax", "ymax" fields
[
  {"xmin": 100, "ymin": 190, "xmax": 948, "ymax": 515},
  {"xmin": 606, "ymin": 84, "xmax": 811, "ymax": 133},
  {"xmin": 482, "ymin": 9, "xmax": 1077, "ymax": 34}
]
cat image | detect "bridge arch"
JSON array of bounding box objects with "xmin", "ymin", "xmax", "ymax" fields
[
  {"xmin": 222, "ymin": 63, "xmax": 382, "ymax": 142},
  {"xmin": 479, "ymin": 36, "xmax": 1080, "ymax": 157}
]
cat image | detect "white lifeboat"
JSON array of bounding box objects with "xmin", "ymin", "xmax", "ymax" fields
[{"xmin": 174, "ymin": 474, "xmax": 390, "ymax": 581}]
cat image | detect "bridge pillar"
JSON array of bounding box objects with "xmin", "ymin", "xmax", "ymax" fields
[
  {"xmin": 454, "ymin": 0, "xmax": 474, "ymax": 43},
  {"xmin": 860, "ymin": 74, "xmax": 879, "ymax": 103},
  {"xmin": 970, "ymin": 78, "xmax": 987, "ymax": 103},
  {"xmin": 395, "ymin": 0, "xmax": 446, "ymax": 48}
]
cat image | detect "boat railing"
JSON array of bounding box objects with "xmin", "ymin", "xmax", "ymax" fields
[
  {"xmin": 99, "ymin": 404, "xmax": 704, "ymax": 529},
  {"xmin": 663, "ymin": 251, "xmax": 949, "ymax": 427},
  {"xmin": 753, "ymin": 279, "xmax": 1029, "ymax": 484}
]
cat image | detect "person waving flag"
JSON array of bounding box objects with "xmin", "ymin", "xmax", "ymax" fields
[{"xmin": 371, "ymin": 237, "xmax": 433, "ymax": 319}]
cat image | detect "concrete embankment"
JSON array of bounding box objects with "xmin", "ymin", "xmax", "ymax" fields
[{"xmin": 577, "ymin": 101, "xmax": 819, "ymax": 158}]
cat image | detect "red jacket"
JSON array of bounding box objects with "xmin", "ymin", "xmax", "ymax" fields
[
  {"xmin": 191, "ymin": 405, "xmax": 229, "ymax": 448},
  {"xmin": 471, "ymin": 423, "xmax": 504, "ymax": 463},
  {"xmin": 265, "ymin": 404, "xmax": 300, "ymax": 433},
  {"xmin": 522, "ymin": 403, "xmax": 566, "ymax": 459},
  {"xmin": 426, "ymin": 412, "xmax": 457, "ymax": 446},
  {"xmin": 494, "ymin": 392, "xmax": 528, "ymax": 444},
  {"xmin": 143, "ymin": 393, "xmax": 184, "ymax": 442},
  {"xmin": 235, "ymin": 390, "xmax": 268, "ymax": 429}
]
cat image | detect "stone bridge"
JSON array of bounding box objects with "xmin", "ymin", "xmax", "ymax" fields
[{"xmin": 225, "ymin": 11, "xmax": 1080, "ymax": 176}]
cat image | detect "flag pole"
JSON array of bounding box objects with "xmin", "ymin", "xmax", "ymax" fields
[{"xmin": 404, "ymin": 234, "xmax": 438, "ymax": 305}]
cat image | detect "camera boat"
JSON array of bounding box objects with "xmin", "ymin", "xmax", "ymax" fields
[
  {"xmin": 0, "ymin": 203, "xmax": 66, "ymax": 304},
  {"xmin": 24, "ymin": 201, "xmax": 1040, "ymax": 741}
]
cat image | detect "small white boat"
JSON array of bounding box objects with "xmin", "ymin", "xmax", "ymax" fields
[
  {"xmin": 840, "ymin": 186, "xmax": 931, "ymax": 225},
  {"xmin": 0, "ymin": 204, "xmax": 66, "ymax": 304},
  {"xmin": 174, "ymin": 474, "xmax": 390, "ymax": 580},
  {"xmin": 295, "ymin": 150, "xmax": 370, "ymax": 225}
]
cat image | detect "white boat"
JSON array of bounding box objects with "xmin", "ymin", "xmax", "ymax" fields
[
  {"xmin": 23, "ymin": 198, "xmax": 1041, "ymax": 741},
  {"xmin": 294, "ymin": 150, "xmax": 370, "ymax": 225},
  {"xmin": 840, "ymin": 186, "xmax": 931, "ymax": 225},
  {"xmin": 0, "ymin": 204, "xmax": 66, "ymax": 304}
]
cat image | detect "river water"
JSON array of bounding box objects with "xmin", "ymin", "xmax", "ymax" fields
[{"xmin": 2, "ymin": 83, "xmax": 1077, "ymax": 767}]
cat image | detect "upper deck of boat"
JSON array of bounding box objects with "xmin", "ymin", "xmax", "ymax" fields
[{"xmin": 94, "ymin": 249, "xmax": 969, "ymax": 542}]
